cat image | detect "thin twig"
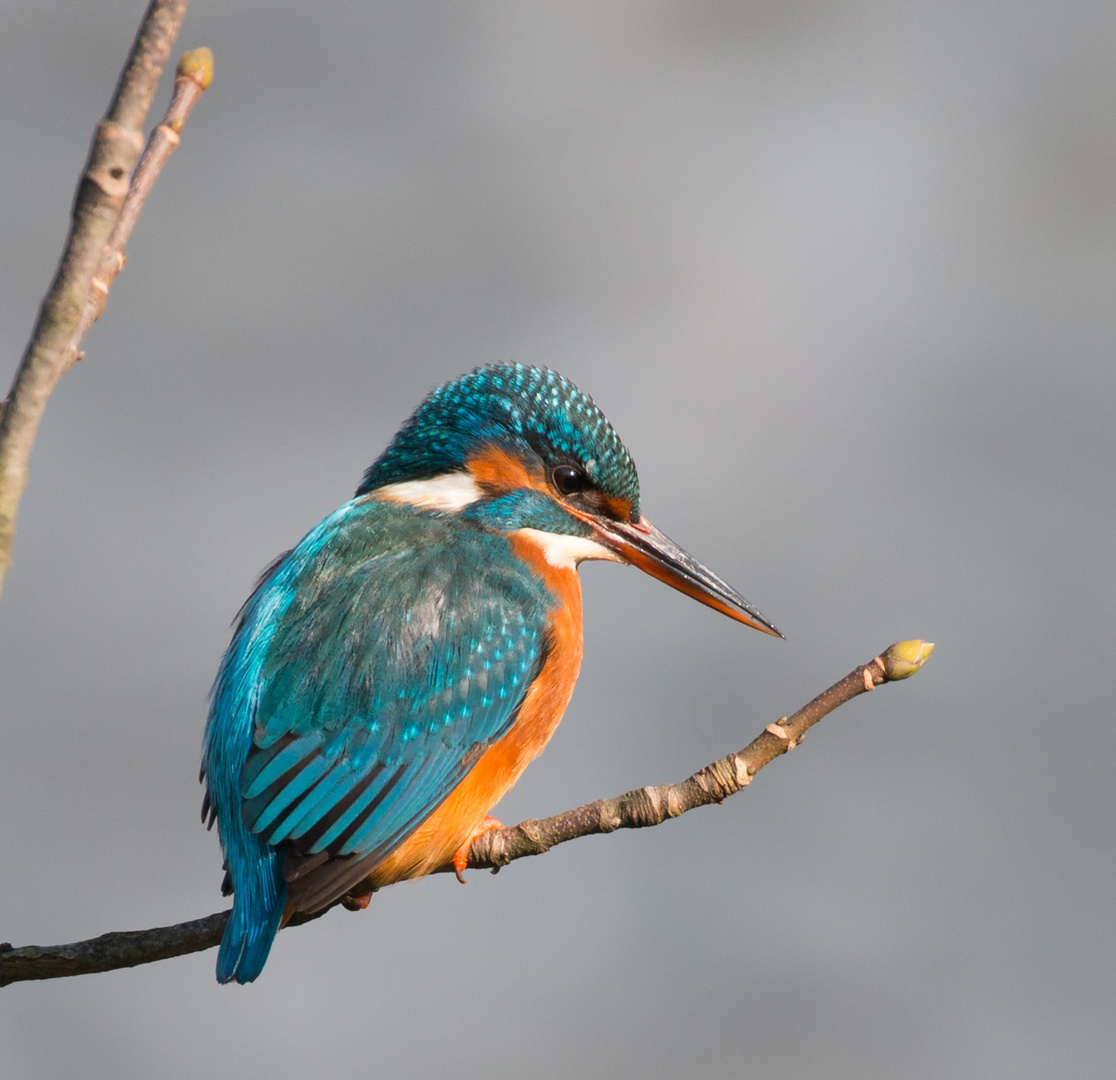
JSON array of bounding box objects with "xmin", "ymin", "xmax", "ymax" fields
[
  {"xmin": 0, "ymin": 0, "xmax": 194, "ymax": 600},
  {"xmin": 77, "ymin": 48, "xmax": 214, "ymax": 347},
  {"xmin": 0, "ymin": 640, "xmax": 933, "ymax": 988},
  {"xmin": 462, "ymin": 639, "xmax": 934, "ymax": 870}
]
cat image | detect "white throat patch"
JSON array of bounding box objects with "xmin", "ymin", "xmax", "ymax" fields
[
  {"xmin": 376, "ymin": 475, "xmax": 622, "ymax": 570},
  {"xmin": 376, "ymin": 472, "xmax": 482, "ymax": 511},
  {"xmin": 514, "ymin": 528, "xmax": 621, "ymax": 570}
]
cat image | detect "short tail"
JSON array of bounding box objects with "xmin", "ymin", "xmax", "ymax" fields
[{"xmin": 216, "ymin": 839, "xmax": 287, "ymax": 984}]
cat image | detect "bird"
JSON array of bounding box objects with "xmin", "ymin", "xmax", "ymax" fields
[{"xmin": 201, "ymin": 363, "xmax": 780, "ymax": 983}]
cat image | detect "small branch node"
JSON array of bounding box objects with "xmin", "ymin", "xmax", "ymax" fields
[
  {"xmin": 766, "ymin": 722, "xmax": 789, "ymax": 740},
  {"xmin": 518, "ymin": 820, "xmax": 550, "ymax": 853},
  {"xmin": 664, "ymin": 787, "xmax": 684, "ymax": 818},
  {"xmin": 85, "ymin": 168, "xmax": 130, "ymax": 201},
  {"xmin": 156, "ymin": 123, "xmax": 182, "ymax": 147},
  {"xmin": 733, "ymin": 754, "xmax": 752, "ymax": 786},
  {"xmin": 95, "ymin": 118, "xmax": 145, "ymax": 156},
  {"xmin": 862, "ymin": 667, "xmax": 875, "ymax": 691},
  {"xmin": 598, "ymin": 803, "xmax": 622, "ymax": 832}
]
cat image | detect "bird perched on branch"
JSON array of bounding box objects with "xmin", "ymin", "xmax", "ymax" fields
[{"xmin": 202, "ymin": 364, "xmax": 780, "ymax": 983}]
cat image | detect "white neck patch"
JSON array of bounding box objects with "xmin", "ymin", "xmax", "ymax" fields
[
  {"xmin": 514, "ymin": 528, "xmax": 621, "ymax": 570},
  {"xmin": 375, "ymin": 475, "xmax": 622, "ymax": 570},
  {"xmin": 376, "ymin": 472, "xmax": 482, "ymax": 511}
]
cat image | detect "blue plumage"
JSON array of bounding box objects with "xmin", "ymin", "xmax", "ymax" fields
[
  {"xmin": 203, "ymin": 494, "xmax": 555, "ymax": 982},
  {"xmin": 203, "ymin": 363, "xmax": 778, "ymax": 984}
]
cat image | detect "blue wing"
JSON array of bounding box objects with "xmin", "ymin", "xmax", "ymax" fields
[{"xmin": 202, "ymin": 496, "xmax": 554, "ymax": 982}]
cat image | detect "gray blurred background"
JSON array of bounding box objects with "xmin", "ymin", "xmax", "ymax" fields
[{"xmin": 2, "ymin": 1, "xmax": 1113, "ymax": 1077}]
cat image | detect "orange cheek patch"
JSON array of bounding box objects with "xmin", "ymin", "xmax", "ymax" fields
[{"xmin": 467, "ymin": 444, "xmax": 547, "ymax": 495}]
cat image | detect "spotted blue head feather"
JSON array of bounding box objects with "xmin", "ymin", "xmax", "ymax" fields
[{"xmin": 357, "ymin": 364, "xmax": 641, "ymax": 519}]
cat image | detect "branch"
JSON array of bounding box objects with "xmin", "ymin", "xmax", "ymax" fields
[
  {"xmin": 461, "ymin": 638, "xmax": 935, "ymax": 870},
  {"xmin": 0, "ymin": 640, "xmax": 934, "ymax": 988},
  {"xmin": 0, "ymin": 0, "xmax": 202, "ymax": 600},
  {"xmin": 75, "ymin": 48, "xmax": 214, "ymax": 349}
]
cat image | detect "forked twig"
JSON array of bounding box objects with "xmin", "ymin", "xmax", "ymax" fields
[{"xmin": 0, "ymin": 0, "xmax": 206, "ymax": 598}]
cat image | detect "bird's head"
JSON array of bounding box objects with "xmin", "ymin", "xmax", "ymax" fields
[{"xmin": 358, "ymin": 364, "xmax": 781, "ymax": 637}]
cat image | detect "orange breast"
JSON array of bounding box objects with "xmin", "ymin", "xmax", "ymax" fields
[{"xmin": 367, "ymin": 533, "xmax": 584, "ymax": 886}]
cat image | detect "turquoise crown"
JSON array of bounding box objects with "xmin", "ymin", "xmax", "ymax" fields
[{"xmin": 357, "ymin": 364, "xmax": 641, "ymax": 517}]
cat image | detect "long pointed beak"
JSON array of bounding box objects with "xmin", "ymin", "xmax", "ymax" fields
[{"xmin": 586, "ymin": 513, "xmax": 783, "ymax": 638}]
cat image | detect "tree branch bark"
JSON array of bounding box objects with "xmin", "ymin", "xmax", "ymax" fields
[
  {"xmin": 0, "ymin": 640, "xmax": 933, "ymax": 988},
  {"xmin": 0, "ymin": 0, "xmax": 198, "ymax": 600}
]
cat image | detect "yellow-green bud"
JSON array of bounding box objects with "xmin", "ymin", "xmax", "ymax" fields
[
  {"xmin": 177, "ymin": 47, "xmax": 214, "ymax": 90},
  {"xmin": 882, "ymin": 639, "xmax": 934, "ymax": 680}
]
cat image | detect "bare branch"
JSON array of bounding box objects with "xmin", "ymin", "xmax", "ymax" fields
[
  {"xmin": 0, "ymin": 914, "xmax": 230, "ymax": 986},
  {"xmin": 0, "ymin": 0, "xmax": 195, "ymax": 600},
  {"xmin": 461, "ymin": 639, "xmax": 935, "ymax": 871},
  {"xmin": 0, "ymin": 641, "xmax": 933, "ymax": 988},
  {"xmin": 77, "ymin": 48, "xmax": 214, "ymax": 347}
]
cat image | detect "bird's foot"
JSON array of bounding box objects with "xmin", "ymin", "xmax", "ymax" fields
[
  {"xmin": 453, "ymin": 816, "xmax": 506, "ymax": 884},
  {"xmin": 340, "ymin": 890, "xmax": 375, "ymax": 911}
]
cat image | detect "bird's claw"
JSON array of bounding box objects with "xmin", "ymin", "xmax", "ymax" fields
[
  {"xmin": 340, "ymin": 891, "xmax": 374, "ymax": 911},
  {"xmin": 452, "ymin": 815, "xmax": 505, "ymax": 883}
]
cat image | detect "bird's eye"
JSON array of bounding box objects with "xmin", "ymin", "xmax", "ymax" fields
[{"xmin": 552, "ymin": 465, "xmax": 586, "ymax": 495}]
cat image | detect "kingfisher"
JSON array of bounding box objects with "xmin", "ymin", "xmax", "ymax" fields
[{"xmin": 201, "ymin": 363, "xmax": 780, "ymax": 983}]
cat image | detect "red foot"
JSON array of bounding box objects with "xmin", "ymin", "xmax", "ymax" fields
[
  {"xmin": 453, "ymin": 816, "xmax": 506, "ymax": 884},
  {"xmin": 340, "ymin": 890, "xmax": 375, "ymax": 911}
]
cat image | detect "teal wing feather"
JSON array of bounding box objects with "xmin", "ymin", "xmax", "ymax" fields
[
  {"xmin": 202, "ymin": 497, "xmax": 554, "ymax": 978},
  {"xmin": 244, "ymin": 499, "xmax": 552, "ymax": 858}
]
